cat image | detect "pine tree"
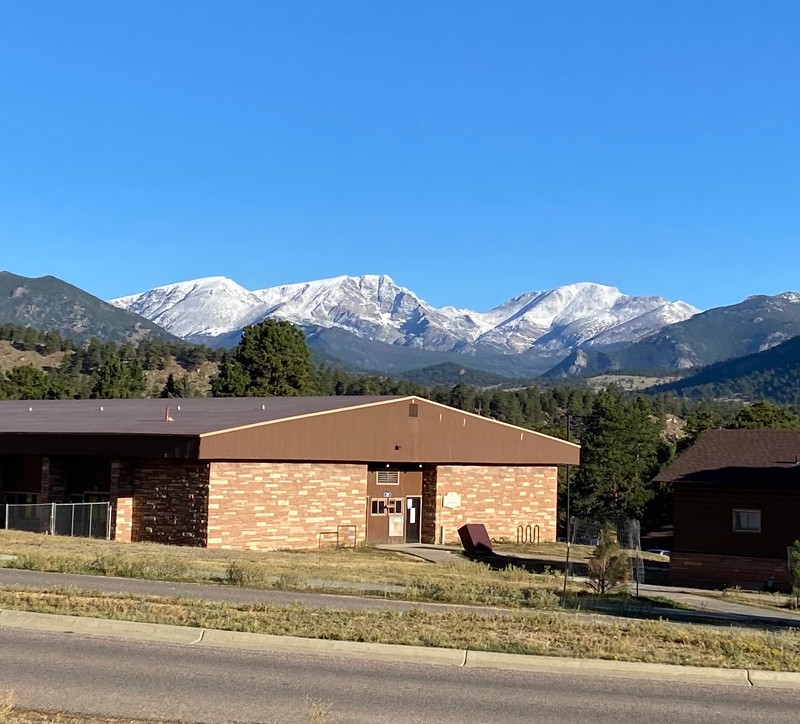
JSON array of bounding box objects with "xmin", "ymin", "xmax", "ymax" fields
[
  {"xmin": 91, "ymin": 352, "xmax": 146, "ymax": 399},
  {"xmin": 210, "ymin": 359, "xmax": 250, "ymax": 397},
  {"xmin": 161, "ymin": 373, "xmax": 197, "ymax": 398},
  {"xmin": 2, "ymin": 365, "xmax": 50, "ymax": 400},
  {"xmin": 571, "ymin": 386, "xmax": 662, "ymax": 522},
  {"xmin": 586, "ymin": 524, "xmax": 629, "ymax": 594},
  {"xmin": 728, "ymin": 401, "xmax": 800, "ymax": 430},
  {"xmin": 231, "ymin": 320, "xmax": 315, "ymax": 396}
]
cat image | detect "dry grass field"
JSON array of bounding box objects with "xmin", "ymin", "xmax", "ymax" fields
[
  {"xmin": 2, "ymin": 586, "xmax": 800, "ymax": 671},
  {"xmin": 0, "ymin": 341, "xmax": 65, "ymax": 373},
  {"xmin": 1, "ymin": 532, "xmax": 800, "ymax": 672},
  {"xmin": 0, "ymin": 531, "xmax": 567, "ymax": 608}
]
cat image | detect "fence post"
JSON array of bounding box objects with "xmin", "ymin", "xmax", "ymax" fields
[
  {"xmin": 50, "ymin": 503, "xmax": 56, "ymax": 536},
  {"xmin": 4, "ymin": 504, "xmax": 7, "ymax": 530}
]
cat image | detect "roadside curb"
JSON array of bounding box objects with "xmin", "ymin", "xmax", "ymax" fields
[{"xmin": 1, "ymin": 608, "xmax": 798, "ymax": 688}]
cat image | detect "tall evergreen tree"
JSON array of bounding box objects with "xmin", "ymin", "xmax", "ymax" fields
[
  {"xmin": 91, "ymin": 352, "xmax": 146, "ymax": 399},
  {"xmin": 231, "ymin": 320, "xmax": 315, "ymax": 396},
  {"xmin": 160, "ymin": 373, "xmax": 197, "ymax": 398},
  {"xmin": 571, "ymin": 386, "xmax": 663, "ymax": 522}
]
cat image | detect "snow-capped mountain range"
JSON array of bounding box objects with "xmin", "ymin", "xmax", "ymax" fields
[{"xmin": 110, "ymin": 275, "xmax": 699, "ymax": 356}]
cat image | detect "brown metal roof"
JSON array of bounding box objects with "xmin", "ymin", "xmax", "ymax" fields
[
  {"xmin": 0, "ymin": 396, "xmax": 397, "ymax": 436},
  {"xmin": 0, "ymin": 396, "xmax": 579, "ymax": 466},
  {"xmin": 655, "ymin": 429, "xmax": 800, "ymax": 486}
]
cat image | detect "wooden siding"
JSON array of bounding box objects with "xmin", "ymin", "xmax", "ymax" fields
[
  {"xmin": 199, "ymin": 397, "xmax": 579, "ymax": 466},
  {"xmin": 673, "ymin": 484, "xmax": 800, "ymax": 559}
]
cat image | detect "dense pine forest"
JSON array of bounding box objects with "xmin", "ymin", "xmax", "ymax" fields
[{"xmin": 3, "ymin": 319, "xmax": 800, "ymax": 532}]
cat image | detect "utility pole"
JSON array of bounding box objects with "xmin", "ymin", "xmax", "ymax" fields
[{"xmin": 561, "ymin": 413, "xmax": 572, "ymax": 601}]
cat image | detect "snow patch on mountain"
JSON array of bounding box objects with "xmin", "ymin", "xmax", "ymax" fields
[
  {"xmin": 109, "ymin": 277, "xmax": 272, "ymax": 338},
  {"xmin": 110, "ymin": 275, "xmax": 700, "ymax": 354}
]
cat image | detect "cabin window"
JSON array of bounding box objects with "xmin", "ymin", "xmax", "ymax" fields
[
  {"xmin": 386, "ymin": 499, "xmax": 403, "ymax": 514},
  {"xmin": 732, "ymin": 509, "xmax": 761, "ymax": 533},
  {"xmin": 371, "ymin": 498, "xmax": 403, "ymax": 515}
]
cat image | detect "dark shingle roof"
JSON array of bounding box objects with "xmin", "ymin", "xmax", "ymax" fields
[
  {"xmin": 655, "ymin": 429, "xmax": 800, "ymax": 486},
  {"xmin": 0, "ymin": 396, "xmax": 399, "ymax": 436}
]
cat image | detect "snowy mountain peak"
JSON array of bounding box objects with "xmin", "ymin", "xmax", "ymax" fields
[
  {"xmin": 109, "ymin": 276, "xmax": 269, "ymax": 338},
  {"xmin": 110, "ymin": 274, "xmax": 700, "ymax": 354}
]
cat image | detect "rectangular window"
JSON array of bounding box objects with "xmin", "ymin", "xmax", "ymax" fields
[
  {"xmin": 371, "ymin": 499, "xmax": 386, "ymax": 515},
  {"xmin": 5, "ymin": 492, "xmax": 38, "ymax": 505},
  {"xmin": 733, "ymin": 509, "xmax": 761, "ymax": 533},
  {"xmin": 376, "ymin": 470, "xmax": 400, "ymax": 485},
  {"xmin": 386, "ymin": 499, "xmax": 403, "ymax": 514}
]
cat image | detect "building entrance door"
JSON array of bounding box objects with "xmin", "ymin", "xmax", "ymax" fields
[
  {"xmin": 365, "ymin": 468, "xmax": 423, "ymax": 544},
  {"xmin": 405, "ymin": 496, "xmax": 421, "ymax": 543}
]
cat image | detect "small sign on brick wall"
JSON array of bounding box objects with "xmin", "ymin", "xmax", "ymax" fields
[{"xmin": 442, "ymin": 492, "xmax": 462, "ymax": 509}]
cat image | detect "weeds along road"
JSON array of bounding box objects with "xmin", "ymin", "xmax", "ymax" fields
[{"xmin": 2, "ymin": 627, "xmax": 799, "ymax": 724}]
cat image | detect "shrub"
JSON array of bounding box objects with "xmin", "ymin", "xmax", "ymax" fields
[{"xmin": 586, "ymin": 524, "xmax": 629, "ymax": 595}]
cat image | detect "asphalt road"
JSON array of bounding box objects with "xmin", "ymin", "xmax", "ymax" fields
[{"xmin": 1, "ymin": 627, "xmax": 798, "ymax": 724}]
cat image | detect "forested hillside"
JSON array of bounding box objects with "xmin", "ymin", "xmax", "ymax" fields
[
  {"xmin": 0, "ymin": 272, "xmax": 178, "ymax": 344},
  {"xmin": 652, "ymin": 335, "xmax": 800, "ymax": 405}
]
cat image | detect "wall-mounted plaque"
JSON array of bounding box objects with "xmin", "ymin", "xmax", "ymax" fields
[{"xmin": 442, "ymin": 492, "xmax": 462, "ymax": 509}]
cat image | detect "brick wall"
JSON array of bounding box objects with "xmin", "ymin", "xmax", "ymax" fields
[
  {"xmin": 421, "ymin": 467, "xmax": 438, "ymax": 544},
  {"xmin": 40, "ymin": 456, "xmax": 68, "ymax": 503},
  {"xmin": 110, "ymin": 459, "xmax": 134, "ymax": 543},
  {"xmin": 207, "ymin": 462, "xmax": 368, "ymax": 550},
  {"xmin": 129, "ymin": 460, "xmax": 210, "ymax": 547},
  {"xmin": 435, "ymin": 465, "xmax": 557, "ymax": 544},
  {"xmin": 670, "ymin": 552, "xmax": 790, "ymax": 591}
]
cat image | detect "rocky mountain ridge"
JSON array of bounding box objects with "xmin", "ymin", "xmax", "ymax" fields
[{"xmin": 110, "ymin": 275, "xmax": 699, "ymax": 358}]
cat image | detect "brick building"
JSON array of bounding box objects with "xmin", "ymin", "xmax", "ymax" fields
[
  {"xmin": 655, "ymin": 429, "xmax": 800, "ymax": 590},
  {"xmin": 0, "ymin": 396, "xmax": 579, "ymax": 550}
]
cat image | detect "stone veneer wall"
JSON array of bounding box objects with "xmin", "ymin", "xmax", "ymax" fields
[
  {"xmin": 421, "ymin": 467, "xmax": 438, "ymax": 544},
  {"xmin": 207, "ymin": 462, "xmax": 368, "ymax": 550},
  {"xmin": 435, "ymin": 465, "xmax": 557, "ymax": 544},
  {"xmin": 110, "ymin": 459, "xmax": 134, "ymax": 543},
  {"xmin": 670, "ymin": 552, "xmax": 790, "ymax": 591},
  {"xmin": 129, "ymin": 460, "xmax": 210, "ymax": 547}
]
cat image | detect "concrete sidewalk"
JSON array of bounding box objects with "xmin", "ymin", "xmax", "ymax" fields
[
  {"xmin": 381, "ymin": 544, "xmax": 800, "ymax": 629},
  {"xmin": 637, "ymin": 584, "xmax": 800, "ymax": 625},
  {"xmin": 377, "ymin": 543, "xmax": 465, "ymax": 564}
]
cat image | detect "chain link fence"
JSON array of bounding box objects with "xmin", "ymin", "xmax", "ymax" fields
[
  {"xmin": 5, "ymin": 502, "xmax": 111, "ymax": 539},
  {"xmin": 567, "ymin": 517, "xmax": 644, "ymax": 587}
]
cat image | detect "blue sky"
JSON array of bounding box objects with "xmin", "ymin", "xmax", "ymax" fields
[{"xmin": 1, "ymin": 1, "xmax": 797, "ymax": 312}]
